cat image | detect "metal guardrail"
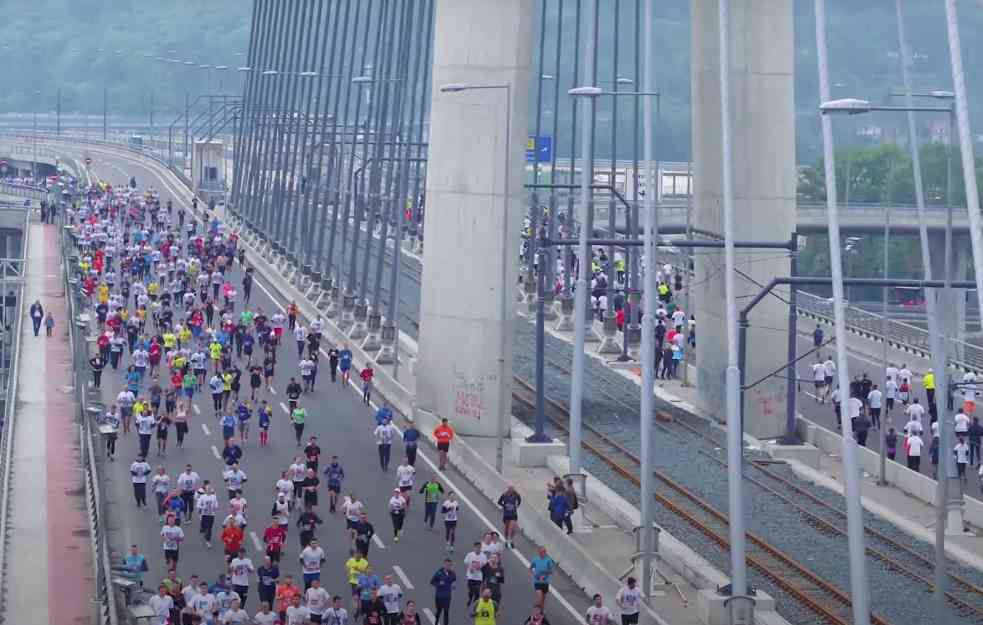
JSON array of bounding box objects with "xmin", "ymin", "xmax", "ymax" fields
[
  {"xmin": 0, "ymin": 143, "xmax": 58, "ymax": 161},
  {"xmin": 0, "ymin": 181, "xmax": 45, "ymax": 201},
  {"xmin": 0, "ymin": 210, "xmax": 27, "ymax": 621},
  {"xmin": 795, "ymin": 289, "xmax": 983, "ymax": 372},
  {"xmin": 63, "ymin": 223, "xmax": 118, "ymax": 625}
]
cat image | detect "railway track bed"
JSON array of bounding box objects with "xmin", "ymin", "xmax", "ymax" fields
[{"xmin": 512, "ymin": 375, "xmax": 983, "ymax": 625}]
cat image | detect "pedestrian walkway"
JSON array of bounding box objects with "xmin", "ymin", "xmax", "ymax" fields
[{"xmin": 4, "ymin": 221, "xmax": 91, "ymax": 625}]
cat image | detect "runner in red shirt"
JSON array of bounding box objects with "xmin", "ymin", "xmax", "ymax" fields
[
  {"xmin": 263, "ymin": 517, "xmax": 287, "ymax": 564},
  {"xmin": 360, "ymin": 366, "xmax": 375, "ymax": 405},
  {"xmin": 433, "ymin": 418, "xmax": 455, "ymax": 471}
]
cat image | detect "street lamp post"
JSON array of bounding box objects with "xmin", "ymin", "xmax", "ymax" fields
[
  {"xmin": 568, "ymin": 82, "xmax": 660, "ymax": 596},
  {"xmin": 813, "ymin": 0, "xmax": 870, "ymax": 620},
  {"xmin": 439, "ymin": 82, "xmax": 514, "ymax": 475},
  {"xmin": 821, "ymin": 94, "xmax": 956, "ymax": 625}
]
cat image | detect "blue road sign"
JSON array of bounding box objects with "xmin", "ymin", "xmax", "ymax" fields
[{"xmin": 526, "ymin": 135, "xmax": 553, "ymax": 163}]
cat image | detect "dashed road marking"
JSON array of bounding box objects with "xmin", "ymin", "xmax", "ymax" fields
[
  {"xmin": 393, "ymin": 565, "xmax": 414, "ymax": 590},
  {"xmin": 211, "ymin": 445, "xmax": 221, "ymax": 460},
  {"xmin": 201, "ymin": 423, "xmax": 211, "ymax": 436},
  {"xmin": 280, "ymin": 402, "xmax": 290, "ymax": 414},
  {"xmin": 193, "ymin": 404, "xmax": 201, "ymax": 415},
  {"xmin": 250, "ymin": 530, "xmax": 264, "ymax": 552},
  {"xmin": 423, "ymin": 609, "xmax": 436, "ymax": 624},
  {"xmin": 372, "ymin": 534, "xmax": 386, "ymax": 550}
]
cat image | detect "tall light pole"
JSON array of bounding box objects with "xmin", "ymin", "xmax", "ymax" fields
[
  {"xmin": 813, "ymin": 0, "xmax": 871, "ymax": 621},
  {"xmin": 821, "ymin": 96, "xmax": 957, "ymax": 625},
  {"xmin": 717, "ymin": 0, "xmax": 749, "ymax": 608},
  {"xmin": 439, "ymin": 83, "xmax": 513, "ymax": 476},
  {"xmin": 568, "ymin": 81, "xmax": 661, "ymax": 597},
  {"xmin": 31, "ymin": 90, "xmax": 40, "ymax": 183}
]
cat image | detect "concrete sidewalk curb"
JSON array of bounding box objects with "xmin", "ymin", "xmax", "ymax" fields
[{"xmin": 782, "ymin": 455, "xmax": 983, "ymax": 574}]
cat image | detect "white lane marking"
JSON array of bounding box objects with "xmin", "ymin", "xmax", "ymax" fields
[
  {"xmin": 201, "ymin": 423, "xmax": 211, "ymax": 436},
  {"xmin": 211, "ymin": 445, "xmax": 221, "ymax": 460},
  {"xmin": 269, "ymin": 386, "xmax": 277, "ymax": 395},
  {"xmin": 423, "ymin": 608, "xmax": 436, "ymax": 624},
  {"xmin": 279, "ymin": 402, "xmax": 290, "ymax": 414},
  {"xmin": 193, "ymin": 404, "xmax": 201, "ymax": 415},
  {"xmin": 392, "ymin": 565, "xmax": 414, "ymax": 590},
  {"xmin": 372, "ymin": 534, "xmax": 386, "ymax": 550},
  {"xmin": 250, "ymin": 530, "xmax": 264, "ymax": 552}
]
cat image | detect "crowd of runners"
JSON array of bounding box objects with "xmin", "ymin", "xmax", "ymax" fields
[{"xmin": 67, "ymin": 182, "xmax": 644, "ymax": 625}]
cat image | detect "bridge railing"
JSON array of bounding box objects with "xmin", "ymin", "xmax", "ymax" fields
[
  {"xmin": 795, "ymin": 289, "xmax": 983, "ymax": 372},
  {"xmin": 63, "ymin": 224, "xmax": 119, "ymax": 625},
  {"xmin": 0, "ymin": 181, "xmax": 46, "ymax": 201},
  {"xmin": 0, "ymin": 210, "xmax": 27, "ymax": 618}
]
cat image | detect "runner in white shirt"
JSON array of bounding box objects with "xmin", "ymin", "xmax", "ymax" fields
[
  {"xmin": 160, "ymin": 518, "xmax": 185, "ymax": 569},
  {"xmin": 229, "ymin": 550, "xmax": 255, "ymax": 605},
  {"xmin": 343, "ymin": 495, "xmax": 364, "ymax": 543},
  {"xmin": 252, "ymin": 604, "xmax": 279, "ymax": 625},
  {"xmin": 899, "ymin": 365, "xmax": 913, "ymax": 386},
  {"xmin": 956, "ymin": 409, "xmax": 972, "ymax": 435},
  {"xmin": 147, "ymin": 586, "xmax": 174, "ymax": 625},
  {"xmin": 220, "ymin": 598, "xmax": 249, "ymax": 624},
  {"xmin": 388, "ymin": 489, "xmax": 408, "ymax": 541},
  {"xmin": 886, "ymin": 365, "xmax": 899, "ymax": 383},
  {"xmin": 586, "ymin": 595, "xmax": 614, "ymax": 625},
  {"xmin": 867, "ymin": 386, "xmax": 883, "ymax": 429},
  {"xmin": 304, "ymin": 579, "xmax": 331, "ymax": 619},
  {"xmin": 811, "ymin": 360, "xmax": 827, "ymax": 403},
  {"xmin": 286, "ymin": 596, "xmax": 311, "ymax": 625},
  {"xmin": 322, "ymin": 597, "xmax": 350, "ymax": 625},
  {"xmin": 616, "ymin": 578, "xmax": 642, "ymax": 624},
  {"xmin": 885, "ymin": 379, "xmax": 899, "ymax": 414},
  {"xmin": 395, "ymin": 460, "xmax": 416, "ymax": 506},
  {"xmin": 822, "ymin": 358, "xmax": 836, "ymax": 402},
  {"xmin": 378, "ymin": 576, "xmax": 403, "ymax": 620},
  {"xmin": 906, "ymin": 400, "xmax": 926, "ymax": 429},
  {"xmin": 906, "ymin": 434, "xmax": 925, "ymax": 471},
  {"xmin": 904, "ymin": 417, "xmax": 924, "ymax": 437},
  {"xmin": 955, "ymin": 439, "xmax": 971, "ymax": 481},
  {"xmin": 442, "ymin": 493, "xmax": 460, "ymax": 550},
  {"xmin": 463, "ymin": 543, "xmax": 488, "ymax": 606},
  {"xmin": 196, "ymin": 485, "xmax": 219, "ymax": 548},
  {"xmin": 299, "ymin": 539, "xmax": 326, "ymax": 586},
  {"xmin": 294, "ymin": 325, "xmax": 308, "ymax": 360}
]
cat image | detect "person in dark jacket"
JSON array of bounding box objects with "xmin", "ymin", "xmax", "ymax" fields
[
  {"xmin": 29, "ymin": 300, "xmax": 43, "ymax": 336},
  {"xmin": 429, "ymin": 559, "xmax": 456, "ymax": 625},
  {"xmin": 968, "ymin": 417, "xmax": 983, "ymax": 466}
]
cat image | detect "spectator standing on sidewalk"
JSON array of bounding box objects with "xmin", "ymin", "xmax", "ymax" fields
[{"xmin": 29, "ymin": 299, "xmax": 43, "ymax": 336}]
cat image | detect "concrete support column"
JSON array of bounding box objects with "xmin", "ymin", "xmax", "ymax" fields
[
  {"xmin": 692, "ymin": 0, "xmax": 795, "ymax": 438},
  {"xmin": 416, "ymin": 0, "xmax": 534, "ymax": 437},
  {"xmin": 955, "ymin": 239, "xmax": 969, "ymax": 346}
]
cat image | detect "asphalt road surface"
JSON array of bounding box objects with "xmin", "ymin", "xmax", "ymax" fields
[{"xmin": 73, "ymin": 148, "xmax": 589, "ymax": 625}]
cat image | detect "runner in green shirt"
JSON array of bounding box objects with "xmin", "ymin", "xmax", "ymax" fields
[
  {"xmin": 291, "ymin": 405, "xmax": 307, "ymax": 447},
  {"xmin": 418, "ymin": 479, "xmax": 444, "ymax": 531}
]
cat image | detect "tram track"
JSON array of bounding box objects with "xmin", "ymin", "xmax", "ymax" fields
[{"xmin": 511, "ymin": 375, "xmax": 892, "ymax": 625}]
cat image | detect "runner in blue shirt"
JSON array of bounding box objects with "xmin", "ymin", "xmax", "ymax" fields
[
  {"xmin": 122, "ymin": 544, "xmax": 148, "ymax": 587},
  {"xmin": 530, "ymin": 547, "xmax": 556, "ymax": 607},
  {"xmin": 323, "ymin": 456, "xmax": 346, "ymax": 514},
  {"xmin": 374, "ymin": 404, "xmax": 393, "ymax": 426},
  {"xmin": 339, "ymin": 345, "xmax": 353, "ymax": 385},
  {"xmin": 403, "ymin": 423, "xmax": 420, "ymax": 466}
]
